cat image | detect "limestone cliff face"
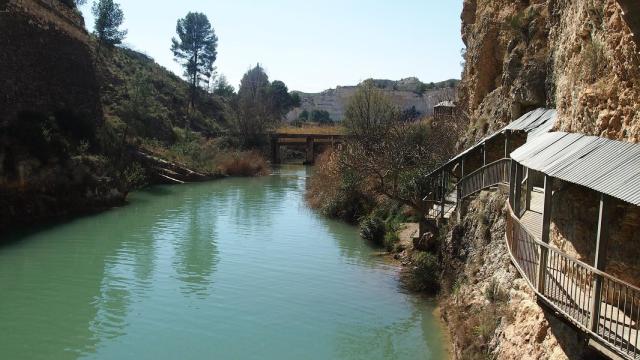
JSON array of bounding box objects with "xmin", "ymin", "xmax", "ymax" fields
[
  {"xmin": 458, "ymin": 0, "xmax": 640, "ymax": 144},
  {"xmin": 442, "ymin": 1, "xmax": 640, "ymax": 358},
  {"xmin": 286, "ymin": 78, "xmax": 457, "ymax": 122}
]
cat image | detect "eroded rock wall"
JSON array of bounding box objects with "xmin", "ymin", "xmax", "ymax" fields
[
  {"xmin": 0, "ymin": 0, "xmax": 124, "ymax": 232},
  {"xmin": 459, "ymin": 0, "xmax": 640, "ymax": 144}
]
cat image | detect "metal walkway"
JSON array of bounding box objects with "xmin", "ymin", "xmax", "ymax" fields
[{"xmin": 446, "ymin": 159, "xmax": 640, "ymax": 359}]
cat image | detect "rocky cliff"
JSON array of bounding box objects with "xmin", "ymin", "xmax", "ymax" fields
[
  {"xmin": 440, "ymin": 1, "xmax": 640, "ymax": 359},
  {"xmin": 458, "ymin": 0, "xmax": 640, "ymax": 145},
  {"xmin": 286, "ymin": 78, "xmax": 457, "ymax": 122},
  {"xmin": 0, "ymin": 0, "xmax": 125, "ymax": 231}
]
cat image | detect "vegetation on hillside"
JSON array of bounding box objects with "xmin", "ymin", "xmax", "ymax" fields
[{"xmin": 83, "ymin": 4, "xmax": 301, "ymax": 183}]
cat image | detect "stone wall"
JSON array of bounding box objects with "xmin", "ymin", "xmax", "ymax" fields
[{"xmin": 550, "ymin": 181, "xmax": 640, "ymax": 288}]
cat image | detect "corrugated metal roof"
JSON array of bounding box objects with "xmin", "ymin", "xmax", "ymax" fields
[
  {"xmin": 428, "ymin": 108, "xmax": 557, "ymax": 176},
  {"xmin": 511, "ymin": 132, "xmax": 640, "ymax": 206}
]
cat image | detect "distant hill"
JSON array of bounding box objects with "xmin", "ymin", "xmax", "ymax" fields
[{"xmin": 286, "ymin": 78, "xmax": 458, "ymax": 122}]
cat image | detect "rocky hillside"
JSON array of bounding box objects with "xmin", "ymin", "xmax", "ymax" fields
[
  {"xmin": 0, "ymin": 0, "xmax": 232, "ymax": 231},
  {"xmin": 95, "ymin": 44, "xmax": 232, "ymax": 143},
  {"xmin": 286, "ymin": 78, "xmax": 458, "ymax": 122},
  {"xmin": 0, "ymin": 0, "xmax": 127, "ymax": 230},
  {"xmin": 458, "ymin": 0, "xmax": 640, "ymax": 145}
]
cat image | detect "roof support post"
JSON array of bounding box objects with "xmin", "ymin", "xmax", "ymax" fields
[
  {"xmin": 504, "ymin": 131, "xmax": 510, "ymax": 159},
  {"xmin": 509, "ymin": 159, "xmax": 517, "ymax": 210},
  {"xmin": 589, "ymin": 194, "xmax": 613, "ymax": 333},
  {"xmin": 513, "ymin": 163, "xmax": 523, "ymax": 217},
  {"xmin": 525, "ymin": 169, "xmax": 534, "ymax": 211},
  {"xmin": 537, "ymin": 175, "xmax": 554, "ymax": 294}
]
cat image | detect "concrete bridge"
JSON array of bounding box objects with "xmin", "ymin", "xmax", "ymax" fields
[{"xmin": 270, "ymin": 133, "xmax": 346, "ymax": 164}]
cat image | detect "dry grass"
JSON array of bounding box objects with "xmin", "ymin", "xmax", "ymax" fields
[
  {"xmin": 305, "ymin": 149, "xmax": 374, "ymax": 222},
  {"xmin": 306, "ymin": 150, "xmax": 342, "ymax": 210},
  {"xmin": 277, "ymin": 124, "xmax": 345, "ymax": 136},
  {"xmin": 215, "ymin": 151, "xmax": 269, "ymax": 177}
]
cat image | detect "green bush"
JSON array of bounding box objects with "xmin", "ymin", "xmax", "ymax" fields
[
  {"xmin": 383, "ymin": 230, "xmax": 400, "ymax": 252},
  {"xmin": 405, "ymin": 251, "xmax": 440, "ymax": 293},
  {"xmin": 359, "ymin": 215, "xmax": 386, "ymax": 245}
]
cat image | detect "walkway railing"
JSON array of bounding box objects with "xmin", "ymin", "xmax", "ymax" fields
[
  {"xmin": 506, "ymin": 202, "xmax": 640, "ymax": 360},
  {"xmin": 429, "ymin": 157, "xmax": 640, "ymax": 359},
  {"xmin": 459, "ymin": 158, "xmax": 511, "ymax": 199}
]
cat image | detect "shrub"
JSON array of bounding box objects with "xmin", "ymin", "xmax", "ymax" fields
[
  {"xmin": 215, "ymin": 151, "xmax": 269, "ymax": 177},
  {"xmin": 485, "ymin": 278, "xmax": 508, "ymax": 303},
  {"xmin": 404, "ymin": 251, "xmax": 440, "ymax": 293},
  {"xmin": 306, "ymin": 150, "xmax": 374, "ymax": 222},
  {"xmin": 583, "ymin": 34, "xmax": 607, "ymax": 83},
  {"xmin": 359, "ymin": 214, "xmax": 386, "ymax": 245},
  {"xmin": 383, "ymin": 230, "xmax": 400, "ymax": 252}
]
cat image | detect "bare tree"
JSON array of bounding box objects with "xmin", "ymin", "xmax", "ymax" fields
[{"xmin": 339, "ymin": 81, "xmax": 461, "ymax": 217}]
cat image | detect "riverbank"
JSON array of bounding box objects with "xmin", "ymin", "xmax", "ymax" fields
[{"xmin": 0, "ymin": 149, "xmax": 270, "ymax": 236}]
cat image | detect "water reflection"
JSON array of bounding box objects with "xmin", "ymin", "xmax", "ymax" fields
[{"xmin": 172, "ymin": 190, "xmax": 220, "ymax": 298}]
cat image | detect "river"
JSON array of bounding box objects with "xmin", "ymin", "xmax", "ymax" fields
[{"xmin": 0, "ymin": 166, "xmax": 447, "ymax": 359}]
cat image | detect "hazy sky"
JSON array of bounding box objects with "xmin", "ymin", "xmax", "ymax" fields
[{"xmin": 80, "ymin": 1, "xmax": 464, "ymax": 93}]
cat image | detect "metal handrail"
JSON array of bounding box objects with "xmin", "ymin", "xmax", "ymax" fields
[
  {"xmin": 506, "ymin": 203, "xmax": 640, "ymax": 293},
  {"xmin": 458, "ymin": 158, "xmax": 511, "ymax": 199},
  {"xmin": 506, "ymin": 202, "xmax": 640, "ymax": 359}
]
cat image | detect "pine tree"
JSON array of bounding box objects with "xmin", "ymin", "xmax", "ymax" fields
[{"xmin": 171, "ymin": 12, "xmax": 218, "ymax": 110}]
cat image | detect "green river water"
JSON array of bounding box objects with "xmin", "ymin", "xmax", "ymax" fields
[{"xmin": 0, "ymin": 166, "xmax": 447, "ymax": 359}]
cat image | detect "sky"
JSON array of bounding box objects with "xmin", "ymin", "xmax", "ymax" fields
[{"xmin": 79, "ymin": 1, "xmax": 464, "ymax": 93}]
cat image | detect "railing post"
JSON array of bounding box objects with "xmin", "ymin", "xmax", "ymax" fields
[
  {"xmin": 589, "ymin": 194, "xmax": 612, "ymax": 333},
  {"xmin": 456, "ymin": 185, "xmax": 462, "ymax": 223},
  {"xmin": 536, "ymin": 175, "xmax": 554, "ymax": 294},
  {"xmin": 504, "ymin": 131, "xmax": 510, "ymax": 158}
]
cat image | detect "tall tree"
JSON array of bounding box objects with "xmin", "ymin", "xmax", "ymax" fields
[
  {"xmin": 268, "ymin": 80, "xmax": 300, "ymax": 118},
  {"xmin": 92, "ymin": 0, "xmax": 127, "ymax": 48},
  {"xmin": 171, "ymin": 12, "xmax": 218, "ymax": 110},
  {"xmin": 235, "ymin": 64, "xmax": 272, "ymax": 148}
]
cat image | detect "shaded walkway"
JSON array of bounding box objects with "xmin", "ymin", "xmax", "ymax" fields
[{"xmin": 423, "ymin": 109, "xmax": 640, "ymax": 359}]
